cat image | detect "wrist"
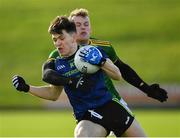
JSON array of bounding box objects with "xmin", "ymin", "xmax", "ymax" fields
[
  {"xmin": 139, "ymin": 82, "xmax": 150, "ymax": 94},
  {"xmin": 24, "ymin": 84, "xmax": 30, "ymax": 92},
  {"xmin": 99, "ymin": 57, "xmax": 106, "ymax": 67},
  {"xmin": 21, "ymin": 84, "xmax": 30, "ymax": 93}
]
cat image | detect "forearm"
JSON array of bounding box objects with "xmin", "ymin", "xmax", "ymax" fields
[
  {"xmin": 29, "ymin": 85, "xmax": 63, "ymax": 101},
  {"xmin": 111, "ymin": 58, "xmax": 168, "ymax": 102},
  {"xmin": 101, "ymin": 58, "xmax": 121, "ymax": 80},
  {"xmin": 114, "ymin": 58, "xmax": 150, "ymax": 91}
]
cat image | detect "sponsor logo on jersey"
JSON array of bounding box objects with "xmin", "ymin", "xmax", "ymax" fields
[{"xmin": 57, "ymin": 65, "xmax": 65, "ymax": 70}]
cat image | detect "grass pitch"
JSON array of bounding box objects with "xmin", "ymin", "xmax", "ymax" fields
[{"xmin": 0, "ymin": 109, "xmax": 179, "ymax": 137}]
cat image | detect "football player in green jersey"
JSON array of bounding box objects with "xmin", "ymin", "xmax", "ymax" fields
[{"xmin": 47, "ymin": 8, "xmax": 167, "ymax": 103}]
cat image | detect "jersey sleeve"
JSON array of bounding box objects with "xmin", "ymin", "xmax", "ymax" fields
[
  {"xmin": 104, "ymin": 44, "xmax": 118, "ymax": 63},
  {"xmin": 97, "ymin": 47, "xmax": 108, "ymax": 59},
  {"xmin": 89, "ymin": 39, "xmax": 119, "ymax": 63}
]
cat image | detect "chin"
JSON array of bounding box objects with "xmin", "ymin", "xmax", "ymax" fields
[{"xmin": 78, "ymin": 38, "xmax": 88, "ymax": 43}]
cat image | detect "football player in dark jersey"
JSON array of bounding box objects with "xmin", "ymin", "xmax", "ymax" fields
[
  {"xmin": 12, "ymin": 8, "xmax": 167, "ymax": 137},
  {"xmin": 42, "ymin": 15, "xmax": 145, "ymax": 137}
]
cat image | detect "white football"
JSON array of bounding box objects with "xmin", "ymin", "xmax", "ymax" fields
[{"xmin": 74, "ymin": 45, "xmax": 101, "ymax": 74}]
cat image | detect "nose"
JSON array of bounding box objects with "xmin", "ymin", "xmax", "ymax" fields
[
  {"xmin": 80, "ymin": 25, "xmax": 86, "ymax": 30},
  {"xmin": 55, "ymin": 39, "xmax": 62, "ymax": 48}
]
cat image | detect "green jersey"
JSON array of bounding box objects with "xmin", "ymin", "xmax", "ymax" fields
[{"xmin": 48, "ymin": 38, "xmax": 121, "ymax": 100}]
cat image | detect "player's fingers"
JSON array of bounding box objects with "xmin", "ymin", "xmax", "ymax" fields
[
  {"xmin": 160, "ymin": 89, "xmax": 168, "ymax": 98},
  {"xmin": 14, "ymin": 82, "xmax": 19, "ymax": 89},
  {"xmin": 12, "ymin": 79, "xmax": 19, "ymax": 85},
  {"xmin": 12, "ymin": 79, "xmax": 19, "ymax": 88},
  {"xmin": 82, "ymin": 49, "xmax": 89, "ymax": 54},
  {"xmin": 160, "ymin": 94, "xmax": 168, "ymax": 102},
  {"xmin": 12, "ymin": 76, "xmax": 19, "ymax": 83},
  {"xmin": 12, "ymin": 74, "xmax": 20, "ymax": 79},
  {"xmin": 79, "ymin": 52, "xmax": 85, "ymax": 57},
  {"xmin": 80, "ymin": 49, "xmax": 88, "ymax": 55},
  {"xmin": 12, "ymin": 75, "xmax": 18, "ymax": 80}
]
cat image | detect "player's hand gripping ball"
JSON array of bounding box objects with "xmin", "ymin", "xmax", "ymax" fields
[{"xmin": 74, "ymin": 45, "xmax": 102, "ymax": 74}]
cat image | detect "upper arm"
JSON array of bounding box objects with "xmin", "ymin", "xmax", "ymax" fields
[
  {"xmin": 42, "ymin": 59, "xmax": 55, "ymax": 81},
  {"xmin": 42, "ymin": 49, "xmax": 58, "ymax": 76},
  {"xmin": 42, "ymin": 59, "xmax": 55, "ymax": 71}
]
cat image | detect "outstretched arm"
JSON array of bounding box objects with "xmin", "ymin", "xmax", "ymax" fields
[
  {"xmin": 29, "ymin": 85, "xmax": 63, "ymax": 101},
  {"xmin": 12, "ymin": 75, "xmax": 63, "ymax": 101},
  {"xmin": 114, "ymin": 58, "xmax": 168, "ymax": 102}
]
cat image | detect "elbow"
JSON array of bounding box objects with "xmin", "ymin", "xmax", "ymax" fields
[
  {"xmin": 113, "ymin": 75, "xmax": 121, "ymax": 81},
  {"xmin": 49, "ymin": 87, "xmax": 61, "ymax": 101},
  {"xmin": 48, "ymin": 94, "xmax": 60, "ymax": 101},
  {"xmin": 42, "ymin": 70, "xmax": 48, "ymax": 82},
  {"xmin": 117, "ymin": 72, "xmax": 121, "ymax": 80},
  {"xmin": 51, "ymin": 97, "xmax": 59, "ymax": 101},
  {"xmin": 42, "ymin": 77, "xmax": 47, "ymax": 83},
  {"xmin": 115, "ymin": 77, "xmax": 121, "ymax": 81}
]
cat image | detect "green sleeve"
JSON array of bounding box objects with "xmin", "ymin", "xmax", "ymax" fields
[
  {"xmin": 101, "ymin": 45, "xmax": 118, "ymax": 63},
  {"xmin": 89, "ymin": 38, "xmax": 118, "ymax": 62}
]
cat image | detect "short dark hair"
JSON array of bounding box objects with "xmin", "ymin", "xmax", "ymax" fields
[{"xmin": 48, "ymin": 16, "xmax": 76, "ymax": 34}]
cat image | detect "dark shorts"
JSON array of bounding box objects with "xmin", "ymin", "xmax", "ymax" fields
[{"xmin": 78, "ymin": 99, "xmax": 134, "ymax": 137}]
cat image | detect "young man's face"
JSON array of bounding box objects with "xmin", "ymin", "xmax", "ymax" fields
[
  {"xmin": 71, "ymin": 16, "xmax": 91, "ymax": 44},
  {"xmin": 52, "ymin": 30, "xmax": 76, "ymax": 57}
]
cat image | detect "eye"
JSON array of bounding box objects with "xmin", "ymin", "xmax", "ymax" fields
[
  {"xmin": 59, "ymin": 36, "xmax": 65, "ymax": 40},
  {"xmin": 84, "ymin": 22, "xmax": 89, "ymax": 27},
  {"xmin": 75, "ymin": 22, "xmax": 81, "ymax": 27},
  {"xmin": 53, "ymin": 38, "xmax": 57, "ymax": 42}
]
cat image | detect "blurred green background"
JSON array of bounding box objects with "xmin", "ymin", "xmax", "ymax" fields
[
  {"xmin": 0, "ymin": 0, "xmax": 180, "ymax": 137},
  {"xmin": 1, "ymin": 0, "xmax": 180, "ymax": 106}
]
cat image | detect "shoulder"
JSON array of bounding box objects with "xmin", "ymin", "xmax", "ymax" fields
[
  {"xmin": 89, "ymin": 38, "xmax": 118, "ymax": 63},
  {"xmin": 89, "ymin": 38, "xmax": 112, "ymax": 47}
]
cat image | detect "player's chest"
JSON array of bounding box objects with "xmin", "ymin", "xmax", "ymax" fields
[{"xmin": 55, "ymin": 58, "xmax": 80, "ymax": 77}]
